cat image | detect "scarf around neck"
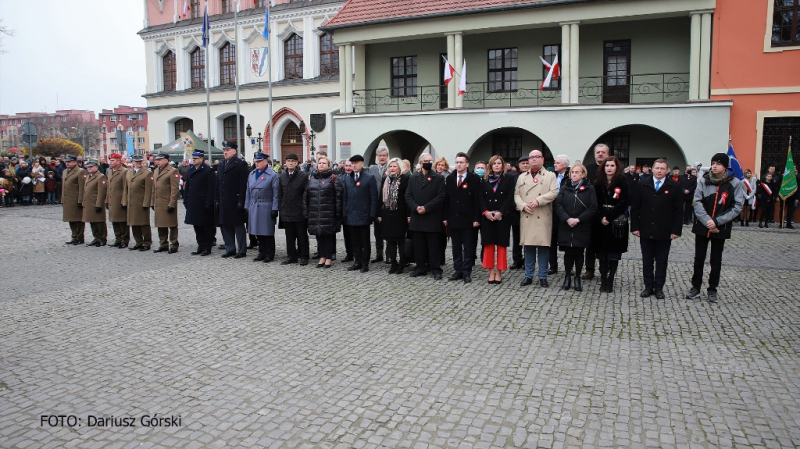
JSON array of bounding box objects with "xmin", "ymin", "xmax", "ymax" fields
[{"xmin": 383, "ymin": 174, "xmax": 400, "ymax": 210}]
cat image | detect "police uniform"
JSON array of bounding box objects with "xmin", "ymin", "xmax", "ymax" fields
[
  {"xmin": 82, "ymin": 160, "xmax": 108, "ymax": 246},
  {"xmin": 61, "ymin": 156, "xmax": 86, "ymax": 244},
  {"xmin": 184, "ymin": 151, "xmax": 216, "ymax": 255},
  {"xmin": 150, "ymin": 154, "xmax": 180, "ymax": 253},
  {"xmin": 105, "ymin": 153, "xmax": 130, "ymax": 248},
  {"xmin": 245, "ymin": 153, "xmax": 280, "ymax": 262},
  {"xmin": 123, "ymin": 155, "xmax": 154, "ymax": 250}
]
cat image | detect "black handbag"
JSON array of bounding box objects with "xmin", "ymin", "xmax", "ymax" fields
[{"xmin": 612, "ymin": 213, "xmax": 629, "ymax": 238}]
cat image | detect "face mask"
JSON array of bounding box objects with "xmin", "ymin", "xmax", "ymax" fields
[
  {"xmin": 475, "ymin": 168, "xmax": 485, "ymax": 177},
  {"xmin": 422, "ymin": 162, "xmax": 432, "ymax": 171}
]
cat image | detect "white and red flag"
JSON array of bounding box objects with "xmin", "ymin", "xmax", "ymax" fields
[
  {"xmin": 539, "ymin": 54, "xmax": 560, "ymax": 90},
  {"xmin": 183, "ymin": 0, "xmax": 191, "ymax": 17},
  {"xmin": 442, "ymin": 56, "xmax": 455, "ymax": 86},
  {"xmin": 458, "ymin": 59, "xmax": 467, "ymax": 96}
]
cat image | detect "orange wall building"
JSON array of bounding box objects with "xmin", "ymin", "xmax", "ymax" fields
[{"xmin": 711, "ymin": 0, "xmax": 800, "ymax": 177}]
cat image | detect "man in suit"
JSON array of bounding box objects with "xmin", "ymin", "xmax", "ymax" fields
[
  {"xmin": 444, "ymin": 152, "xmax": 481, "ymax": 283},
  {"xmin": 82, "ymin": 160, "xmax": 108, "ymax": 247},
  {"xmin": 582, "ymin": 143, "xmax": 609, "ymax": 281},
  {"xmin": 105, "ymin": 153, "xmax": 130, "ymax": 249},
  {"xmin": 61, "ymin": 155, "xmax": 86, "ymax": 245},
  {"xmin": 405, "ymin": 153, "xmax": 446, "ymax": 280},
  {"xmin": 278, "ymin": 153, "xmax": 309, "ymax": 265},
  {"xmin": 217, "ymin": 140, "xmax": 249, "ymax": 258},
  {"xmin": 548, "ymin": 154, "xmax": 570, "ymax": 275},
  {"xmin": 123, "ymin": 155, "xmax": 153, "ymax": 251},
  {"xmin": 342, "ymin": 154, "xmax": 378, "ymax": 272},
  {"xmin": 184, "ymin": 151, "xmax": 216, "ymax": 256},
  {"xmin": 510, "ymin": 156, "xmax": 529, "ymax": 270},
  {"xmin": 368, "ymin": 146, "xmax": 389, "ymax": 262},
  {"xmin": 150, "ymin": 153, "xmax": 180, "ymax": 253},
  {"xmin": 630, "ymin": 158, "xmax": 684, "ymax": 299}
]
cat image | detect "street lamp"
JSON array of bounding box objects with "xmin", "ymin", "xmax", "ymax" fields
[
  {"xmin": 246, "ymin": 124, "xmax": 263, "ymax": 154},
  {"xmin": 131, "ymin": 116, "xmax": 139, "ymax": 155},
  {"xmin": 299, "ymin": 121, "xmax": 316, "ymax": 161}
]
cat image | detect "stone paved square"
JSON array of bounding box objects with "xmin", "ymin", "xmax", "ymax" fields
[{"xmin": 1, "ymin": 205, "xmax": 799, "ymax": 448}]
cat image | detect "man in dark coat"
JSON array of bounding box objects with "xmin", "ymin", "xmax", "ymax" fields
[
  {"xmin": 405, "ymin": 153, "xmax": 446, "ymax": 280},
  {"xmin": 582, "ymin": 143, "xmax": 609, "ymax": 281},
  {"xmin": 368, "ymin": 146, "xmax": 389, "ymax": 262},
  {"xmin": 679, "ymin": 166, "xmax": 697, "ymax": 224},
  {"xmin": 548, "ymin": 154, "xmax": 569, "ymax": 275},
  {"xmin": 278, "ymin": 153, "xmax": 309, "ymax": 265},
  {"xmin": 216, "ymin": 140, "xmax": 249, "ymax": 258},
  {"xmin": 184, "ymin": 151, "xmax": 216, "ymax": 256},
  {"xmin": 630, "ymin": 158, "xmax": 684, "ymax": 299},
  {"xmin": 341, "ymin": 154, "xmax": 378, "ymax": 272},
  {"xmin": 443, "ymin": 152, "xmax": 481, "ymax": 283}
]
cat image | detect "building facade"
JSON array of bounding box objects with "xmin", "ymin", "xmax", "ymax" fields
[
  {"xmin": 139, "ymin": 0, "xmax": 345, "ymax": 162},
  {"xmin": 98, "ymin": 106, "xmax": 150, "ymax": 158},
  {"xmin": 323, "ymin": 0, "xmax": 731, "ymax": 170},
  {"xmin": 0, "ymin": 110, "xmax": 100, "ymax": 156}
]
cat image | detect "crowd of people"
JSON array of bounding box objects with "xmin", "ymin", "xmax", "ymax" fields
[{"xmin": 3, "ymin": 141, "xmax": 798, "ymax": 303}]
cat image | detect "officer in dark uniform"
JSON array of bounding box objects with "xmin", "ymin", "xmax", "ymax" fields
[
  {"xmin": 217, "ymin": 141, "xmax": 249, "ymax": 258},
  {"xmin": 184, "ymin": 150, "xmax": 216, "ymax": 256}
]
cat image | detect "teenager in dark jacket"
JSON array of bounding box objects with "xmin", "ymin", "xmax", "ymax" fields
[
  {"xmin": 554, "ymin": 163, "xmax": 597, "ymax": 291},
  {"xmin": 592, "ymin": 157, "xmax": 630, "ymax": 293},
  {"xmin": 303, "ymin": 156, "xmax": 342, "ymax": 268}
]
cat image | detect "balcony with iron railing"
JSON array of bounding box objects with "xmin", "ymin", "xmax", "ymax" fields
[{"xmin": 352, "ymin": 72, "xmax": 690, "ymax": 114}]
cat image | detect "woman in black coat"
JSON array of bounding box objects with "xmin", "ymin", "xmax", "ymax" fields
[
  {"xmin": 592, "ymin": 156, "xmax": 630, "ymax": 293},
  {"xmin": 554, "ymin": 163, "xmax": 598, "ymax": 291},
  {"xmin": 303, "ymin": 156, "xmax": 343, "ymax": 268},
  {"xmin": 479, "ymin": 155, "xmax": 515, "ymax": 284},
  {"xmin": 378, "ymin": 158, "xmax": 410, "ymax": 274}
]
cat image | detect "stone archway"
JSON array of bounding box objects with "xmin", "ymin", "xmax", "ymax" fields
[
  {"xmin": 467, "ymin": 127, "xmax": 553, "ymax": 169},
  {"xmin": 363, "ymin": 130, "xmax": 432, "ymax": 167},
  {"xmin": 583, "ymin": 124, "xmax": 688, "ymax": 169},
  {"xmin": 263, "ymin": 107, "xmax": 306, "ymax": 162}
]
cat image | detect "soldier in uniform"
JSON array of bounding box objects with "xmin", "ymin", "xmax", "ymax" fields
[
  {"xmin": 150, "ymin": 153, "xmax": 180, "ymax": 253},
  {"xmin": 184, "ymin": 150, "xmax": 216, "ymax": 256},
  {"xmin": 82, "ymin": 160, "xmax": 108, "ymax": 247},
  {"xmin": 246, "ymin": 153, "xmax": 280, "ymax": 262},
  {"xmin": 105, "ymin": 153, "xmax": 130, "ymax": 248},
  {"xmin": 217, "ymin": 140, "xmax": 249, "ymax": 258},
  {"xmin": 123, "ymin": 155, "xmax": 153, "ymax": 251},
  {"xmin": 61, "ymin": 155, "xmax": 86, "ymax": 245}
]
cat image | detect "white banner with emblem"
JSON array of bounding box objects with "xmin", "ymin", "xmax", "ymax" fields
[{"xmin": 251, "ymin": 47, "xmax": 269, "ymax": 77}]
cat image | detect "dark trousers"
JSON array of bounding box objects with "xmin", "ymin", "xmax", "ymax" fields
[
  {"xmin": 386, "ymin": 238, "xmax": 406, "ymax": 266},
  {"xmin": 69, "ymin": 221, "xmax": 85, "ymax": 242},
  {"xmin": 221, "ymin": 224, "xmax": 246, "ymax": 254},
  {"xmin": 684, "ymin": 198, "xmax": 694, "ymax": 223},
  {"xmin": 193, "ymin": 225, "xmax": 215, "ymax": 251},
  {"xmin": 584, "ymin": 244, "xmax": 595, "ymax": 272},
  {"xmin": 157, "ymin": 227, "xmax": 179, "ymax": 249},
  {"xmin": 342, "ymin": 224, "xmax": 353, "ymax": 257},
  {"xmin": 257, "ymin": 235, "xmax": 276, "ymax": 259},
  {"xmin": 88, "ymin": 222, "xmax": 107, "ymax": 243},
  {"xmin": 413, "ymin": 231, "xmax": 442, "ymax": 275},
  {"xmin": 692, "ymin": 234, "xmax": 726, "ymax": 292},
  {"xmin": 450, "ymin": 227, "xmax": 476, "ymax": 276},
  {"xmin": 316, "ymin": 234, "xmax": 336, "ymax": 260},
  {"xmin": 111, "ymin": 221, "xmax": 130, "ymax": 245},
  {"xmin": 640, "ymin": 238, "xmax": 672, "ymax": 290},
  {"xmin": 549, "ymin": 216, "xmax": 559, "ymax": 271},
  {"xmin": 785, "ymin": 199, "xmax": 796, "ymax": 224},
  {"xmin": 350, "ymin": 225, "xmax": 371, "ymax": 266},
  {"xmin": 131, "ymin": 225, "xmax": 152, "ymax": 248},
  {"xmin": 284, "ymin": 220, "xmax": 309, "ymax": 260},
  {"xmin": 512, "ymin": 215, "xmax": 523, "ymax": 265},
  {"xmin": 373, "ymin": 221, "xmax": 384, "ymax": 258}
]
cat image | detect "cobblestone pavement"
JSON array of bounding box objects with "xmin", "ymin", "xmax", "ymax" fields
[{"xmin": 1, "ymin": 205, "xmax": 800, "ymax": 449}]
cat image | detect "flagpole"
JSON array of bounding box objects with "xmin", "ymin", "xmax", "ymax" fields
[
  {"xmin": 205, "ymin": 2, "xmax": 212, "ymax": 165},
  {"xmin": 234, "ymin": 1, "xmax": 242, "ymax": 160},
  {"xmin": 268, "ymin": 1, "xmax": 273, "ymax": 159}
]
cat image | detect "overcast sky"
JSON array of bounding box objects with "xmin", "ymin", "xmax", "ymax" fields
[{"xmin": 0, "ymin": 0, "xmax": 146, "ymax": 116}]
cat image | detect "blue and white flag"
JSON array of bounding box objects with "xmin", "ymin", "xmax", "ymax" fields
[
  {"xmin": 202, "ymin": 5, "xmax": 210, "ymax": 48},
  {"xmin": 126, "ymin": 133, "xmax": 135, "ymax": 157},
  {"xmin": 727, "ymin": 143, "xmax": 744, "ymax": 180},
  {"xmin": 258, "ymin": 47, "xmax": 269, "ymax": 76},
  {"xmin": 262, "ymin": 5, "xmax": 270, "ymax": 40}
]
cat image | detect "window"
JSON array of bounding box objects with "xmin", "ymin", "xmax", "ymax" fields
[
  {"xmin": 138, "ymin": 137, "xmax": 145, "ymax": 144},
  {"xmin": 111, "ymin": 116, "xmax": 116, "ymax": 122},
  {"xmin": 191, "ymin": 0, "xmax": 201, "ymax": 18},
  {"xmin": 256, "ymin": 0, "xmax": 267, "ymax": 6},
  {"xmin": 0, "ymin": 120, "xmax": 4, "ymax": 125},
  {"xmin": 138, "ymin": 114, "xmax": 144, "ymax": 120},
  {"xmin": 320, "ymin": 33, "xmax": 338, "ymax": 76},
  {"xmin": 595, "ymin": 133, "xmax": 630, "ymax": 167},
  {"xmin": 103, "ymin": 117, "xmax": 106, "ymax": 122},
  {"xmin": 61, "ymin": 116, "xmax": 67, "ymax": 122},
  {"xmin": 174, "ymin": 118, "xmax": 193, "ymax": 138},
  {"xmin": 542, "ymin": 44, "xmax": 560, "ymax": 90},
  {"xmin": 391, "ymin": 56, "xmax": 417, "ymax": 97},
  {"xmin": 138, "ymin": 126, "xmax": 145, "ymax": 132},
  {"xmin": 102, "ymin": 127, "xmax": 106, "ymax": 133},
  {"xmin": 163, "ymin": 51, "xmax": 177, "ymax": 92},
  {"xmin": 191, "ymin": 48, "xmax": 206, "ymax": 88},
  {"xmin": 284, "ymin": 33, "xmax": 303, "ymax": 79},
  {"xmin": 492, "ymin": 134, "xmax": 523, "ymax": 163},
  {"xmin": 219, "ymin": 42, "xmax": 236, "ymax": 85},
  {"xmin": 773, "ymin": 0, "xmax": 800, "ymax": 46},
  {"xmin": 223, "ymin": 115, "xmax": 245, "ymax": 150},
  {"xmin": 127, "ymin": 127, "xmax": 134, "ymax": 132},
  {"xmin": 761, "ymin": 117, "xmax": 800, "ymax": 176},
  {"xmin": 488, "ymin": 48, "xmax": 517, "ymax": 92},
  {"xmin": 110, "ymin": 138, "xmax": 118, "ymax": 144},
  {"xmin": 221, "ymin": 0, "xmax": 232, "ymax": 14}
]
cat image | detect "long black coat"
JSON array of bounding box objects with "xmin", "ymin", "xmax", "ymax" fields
[
  {"xmin": 444, "ymin": 171, "xmax": 482, "ymax": 230},
  {"xmin": 554, "ymin": 180, "xmax": 597, "ymax": 249},
  {"xmin": 592, "ymin": 177, "xmax": 630, "ymax": 254},
  {"xmin": 216, "ymin": 157, "xmax": 248, "ymax": 225},
  {"xmin": 183, "ymin": 163, "xmax": 215, "ymax": 225},
  {"xmin": 405, "ymin": 170, "xmax": 446, "ymax": 233},
  {"xmin": 479, "ymin": 174, "xmax": 515, "ymax": 246},
  {"xmin": 379, "ymin": 173, "xmax": 410, "ymax": 240},
  {"xmin": 679, "ymin": 173, "xmax": 697, "ymax": 200},
  {"xmin": 630, "ymin": 176, "xmax": 684, "ymax": 240},
  {"xmin": 303, "ymin": 170, "xmax": 342, "ymax": 236},
  {"xmin": 342, "ymin": 170, "xmax": 378, "ymax": 226},
  {"xmin": 278, "ymin": 169, "xmax": 308, "ymax": 224}
]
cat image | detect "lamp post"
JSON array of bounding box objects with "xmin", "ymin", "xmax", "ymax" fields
[
  {"xmin": 131, "ymin": 116, "xmax": 139, "ymax": 156},
  {"xmin": 246, "ymin": 124, "xmax": 263, "ymax": 154},
  {"xmin": 299, "ymin": 121, "xmax": 316, "ymax": 161}
]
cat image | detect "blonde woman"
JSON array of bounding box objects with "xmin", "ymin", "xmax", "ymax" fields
[{"xmin": 434, "ymin": 157, "xmax": 450, "ymax": 177}]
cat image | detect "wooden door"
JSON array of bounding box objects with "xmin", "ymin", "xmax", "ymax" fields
[{"xmin": 603, "ymin": 40, "xmax": 631, "ymax": 104}]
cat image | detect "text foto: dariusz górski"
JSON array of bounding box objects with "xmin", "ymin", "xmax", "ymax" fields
[{"xmin": 40, "ymin": 414, "xmax": 182, "ymax": 428}]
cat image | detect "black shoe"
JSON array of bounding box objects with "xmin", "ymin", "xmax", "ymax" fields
[
  {"xmin": 384, "ymin": 259, "xmax": 391, "ymax": 264},
  {"xmin": 86, "ymin": 240, "xmax": 99, "ymax": 247},
  {"xmin": 263, "ymin": 256, "xmax": 274, "ymax": 263},
  {"xmin": 640, "ymin": 288, "xmax": 654, "ymax": 298},
  {"xmin": 396, "ymin": 265, "xmax": 404, "ymax": 275},
  {"xmin": 539, "ymin": 278, "xmax": 548, "ymax": 288},
  {"xmin": 153, "ymin": 247, "xmax": 168, "ymax": 253},
  {"xmin": 758, "ymin": 223, "xmax": 764, "ymax": 228},
  {"xmin": 360, "ymin": 267, "xmax": 369, "ymax": 273},
  {"xmin": 562, "ymin": 274, "xmax": 572, "ymax": 290},
  {"xmin": 218, "ymin": 244, "xmax": 226, "ymax": 250},
  {"xmin": 280, "ymin": 259, "xmax": 297, "ymax": 265},
  {"xmin": 707, "ymin": 291, "xmax": 718, "ymax": 303},
  {"xmin": 139, "ymin": 246, "xmax": 151, "ymax": 251},
  {"xmin": 342, "ymin": 255, "xmax": 354, "ymax": 262},
  {"xmin": 573, "ymin": 275, "xmax": 581, "ymax": 291},
  {"xmin": 221, "ymin": 252, "xmax": 235, "ymax": 258},
  {"xmin": 371, "ymin": 256, "xmax": 383, "ymax": 263},
  {"xmin": 685, "ymin": 288, "xmax": 701, "ymax": 299},
  {"xmin": 247, "ymin": 242, "xmax": 258, "ymax": 249},
  {"xmin": 191, "ymin": 250, "xmax": 204, "ymax": 255},
  {"xmin": 108, "ymin": 242, "xmax": 120, "ymax": 248},
  {"xmin": 65, "ymin": 239, "xmax": 78, "ymax": 245},
  {"xmin": 409, "ymin": 270, "xmax": 426, "ymax": 277},
  {"xmin": 168, "ymin": 248, "xmax": 178, "ymax": 254},
  {"xmin": 73, "ymin": 240, "xmax": 84, "ymax": 245},
  {"xmin": 581, "ymin": 270, "xmax": 594, "ymax": 280},
  {"xmin": 510, "ymin": 262, "xmax": 523, "ymax": 270},
  {"xmin": 234, "ymin": 253, "xmax": 246, "ymax": 259},
  {"xmin": 547, "ymin": 268, "xmax": 558, "ymax": 275},
  {"xmin": 787, "ymin": 223, "xmax": 795, "ymax": 229},
  {"xmin": 654, "ymin": 290, "xmax": 665, "ymax": 299},
  {"xmin": 433, "ymin": 273, "xmax": 442, "ymax": 280},
  {"xmin": 129, "ymin": 245, "xmax": 142, "ymax": 251},
  {"xmin": 347, "ymin": 264, "xmax": 362, "ymax": 271},
  {"xmin": 449, "ymin": 272, "xmax": 463, "ymax": 281},
  {"xmin": 316, "ymin": 263, "xmax": 325, "ymax": 268},
  {"xmin": 389, "ymin": 263, "xmax": 398, "ymax": 274},
  {"xmin": 117, "ymin": 243, "xmax": 128, "ymax": 249},
  {"xmin": 520, "ymin": 277, "xmax": 533, "ymax": 286},
  {"xmin": 254, "ymin": 254, "xmax": 267, "ymax": 262},
  {"xmin": 463, "ymin": 275, "xmax": 472, "ymax": 284},
  {"xmin": 200, "ymin": 249, "xmax": 211, "ymax": 256},
  {"xmin": 299, "ymin": 259, "xmax": 309, "ymax": 266}
]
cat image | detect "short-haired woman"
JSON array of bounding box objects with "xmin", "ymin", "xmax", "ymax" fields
[
  {"xmin": 434, "ymin": 157, "xmax": 450, "ymax": 177},
  {"xmin": 303, "ymin": 156, "xmax": 343, "ymax": 267},
  {"xmin": 554, "ymin": 163, "xmax": 597, "ymax": 291},
  {"xmin": 379, "ymin": 158, "xmax": 410, "ymax": 274}
]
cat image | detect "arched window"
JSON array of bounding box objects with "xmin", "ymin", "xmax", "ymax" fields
[
  {"xmin": 163, "ymin": 51, "xmax": 176, "ymax": 92},
  {"xmin": 191, "ymin": 0, "xmax": 200, "ymax": 18},
  {"xmin": 223, "ymin": 115, "xmax": 245, "ymax": 150},
  {"xmin": 284, "ymin": 33, "xmax": 303, "ymax": 79},
  {"xmin": 221, "ymin": 0, "xmax": 232, "ymax": 14},
  {"xmin": 320, "ymin": 33, "xmax": 338, "ymax": 76},
  {"xmin": 220, "ymin": 42, "xmax": 236, "ymax": 85},
  {"xmin": 174, "ymin": 118, "xmax": 194, "ymax": 140},
  {"xmin": 191, "ymin": 48, "xmax": 206, "ymax": 89}
]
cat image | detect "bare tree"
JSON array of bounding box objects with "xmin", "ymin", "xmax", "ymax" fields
[
  {"xmin": 0, "ymin": 19, "xmax": 14, "ymax": 55},
  {"xmin": 60, "ymin": 117, "xmax": 101, "ymax": 153}
]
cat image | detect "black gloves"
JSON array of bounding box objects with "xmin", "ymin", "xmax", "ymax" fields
[
  {"xmin": 271, "ymin": 210, "xmax": 278, "ymax": 220},
  {"xmin": 95, "ymin": 207, "xmax": 102, "ymax": 213},
  {"xmin": 167, "ymin": 206, "xmax": 175, "ymax": 213},
  {"xmin": 77, "ymin": 203, "xmax": 83, "ymax": 209}
]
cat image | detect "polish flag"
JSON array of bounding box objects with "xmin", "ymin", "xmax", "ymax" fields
[
  {"xmin": 458, "ymin": 59, "xmax": 467, "ymax": 96},
  {"xmin": 539, "ymin": 54, "xmax": 560, "ymax": 90},
  {"xmin": 183, "ymin": 0, "xmax": 191, "ymax": 17},
  {"xmin": 442, "ymin": 56, "xmax": 455, "ymax": 86}
]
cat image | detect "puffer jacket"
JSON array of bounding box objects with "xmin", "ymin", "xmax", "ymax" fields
[
  {"xmin": 554, "ymin": 179, "xmax": 597, "ymax": 249},
  {"xmin": 303, "ymin": 169, "xmax": 342, "ymax": 236},
  {"xmin": 692, "ymin": 169, "xmax": 744, "ymax": 240}
]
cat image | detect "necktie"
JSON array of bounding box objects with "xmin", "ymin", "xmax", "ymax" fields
[
  {"xmin": 355, "ymin": 173, "xmax": 359, "ymax": 182},
  {"xmin": 458, "ymin": 174, "xmax": 463, "ymax": 187},
  {"xmin": 557, "ymin": 174, "xmax": 563, "ymax": 192},
  {"xmin": 655, "ymin": 180, "xmax": 661, "ymax": 191}
]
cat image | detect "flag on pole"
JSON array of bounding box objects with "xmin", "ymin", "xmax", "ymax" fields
[
  {"xmin": 779, "ymin": 137, "xmax": 797, "ymax": 200},
  {"xmin": 183, "ymin": 0, "xmax": 191, "ymax": 18},
  {"xmin": 539, "ymin": 54, "xmax": 560, "ymax": 90},
  {"xmin": 458, "ymin": 59, "xmax": 467, "ymax": 96},
  {"xmin": 126, "ymin": 133, "xmax": 135, "ymax": 157},
  {"xmin": 262, "ymin": 4, "xmax": 270, "ymax": 40},
  {"xmin": 202, "ymin": 5, "xmax": 210, "ymax": 48},
  {"xmin": 726, "ymin": 143, "xmax": 744, "ymax": 180},
  {"xmin": 442, "ymin": 56, "xmax": 455, "ymax": 86},
  {"xmin": 258, "ymin": 47, "xmax": 269, "ymax": 76}
]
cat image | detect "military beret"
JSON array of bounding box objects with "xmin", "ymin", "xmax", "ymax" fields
[
  {"xmin": 109, "ymin": 153, "xmax": 122, "ymax": 159},
  {"xmin": 349, "ymin": 154, "xmax": 365, "ymax": 163}
]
